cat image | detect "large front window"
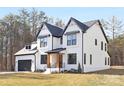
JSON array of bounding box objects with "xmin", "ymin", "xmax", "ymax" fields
[
  {"xmin": 68, "ymin": 53, "xmax": 77, "ymax": 64},
  {"xmin": 67, "ymin": 34, "xmax": 76, "ymax": 46},
  {"xmin": 41, "ymin": 55, "xmax": 47, "ymax": 64},
  {"xmin": 40, "ymin": 37, "xmax": 47, "ymax": 47}
]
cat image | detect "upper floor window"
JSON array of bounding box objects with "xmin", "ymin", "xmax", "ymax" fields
[
  {"xmin": 95, "ymin": 39, "xmax": 97, "ymax": 46},
  {"xmin": 101, "ymin": 41, "xmax": 103, "ymax": 50},
  {"xmin": 105, "ymin": 43, "xmax": 107, "ymax": 51},
  {"xmin": 25, "ymin": 45, "xmax": 31, "ymax": 49},
  {"xmin": 68, "ymin": 53, "xmax": 77, "ymax": 64},
  {"xmin": 40, "ymin": 37, "xmax": 47, "ymax": 47},
  {"xmin": 60, "ymin": 37, "xmax": 63, "ymax": 44},
  {"xmin": 67, "ymin": 34, "xmax": 76, "ymax": 46}
]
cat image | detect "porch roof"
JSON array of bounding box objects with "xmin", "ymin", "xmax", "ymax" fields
[{"xmin": 45, "ymin": 48, "xmax": 66, "ymax": 53}]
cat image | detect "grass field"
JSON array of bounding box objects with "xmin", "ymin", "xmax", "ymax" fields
[{"xmin": 0, "ymin": 67, "xmax": 124, "ymax": 86}]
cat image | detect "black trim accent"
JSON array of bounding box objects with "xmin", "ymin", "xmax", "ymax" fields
[
  {"xmin": 38, "ymin": 34, "xmax": 50, "ymax": 39},
  {"xmin": 36, "ymin": 22, "xmax": 63, "ymax": 39},
  {"xmin": 98, "ymin": 20, "xmax": 109, "ymax": 43},
  {"xmin": 52, "ymin": 36, "xmax": 53, "ymax": 50},
  {"xmin": 34, "ymin": 53, "xmax": 36, "ymax": 71},
  {"xmin": 82, "ymin": 31, "xmax": 84, "ymax": 73},
  {"xmin": 64, "ymin": 31, "xmax": 80, "ymax": 35},
  {"xmin": 45, "ymin": 48, "xmax": 66, "ymax": 54}
]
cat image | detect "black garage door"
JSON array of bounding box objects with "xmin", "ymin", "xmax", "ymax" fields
[{"xmin": 18, "ymin": 60, "xmax": 31, "ymax": 71}]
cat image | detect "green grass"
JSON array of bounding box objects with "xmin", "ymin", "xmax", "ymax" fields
[{"xmin": 0, "ymin": 67, "xmax": 124, "ymax": 86}]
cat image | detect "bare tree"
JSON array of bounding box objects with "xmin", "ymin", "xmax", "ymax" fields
[
  {"xmin": 102, "ymin": 16, "xmax": 124, "ymax": 40},
  {"xmin": 101, "ymin": 16, "xmax": 124, "ymax": 66}
]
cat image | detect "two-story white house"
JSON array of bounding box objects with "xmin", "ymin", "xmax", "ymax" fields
[{"xmin": 15, "ymin": 17, "xmax": 110, "ymax": 73}]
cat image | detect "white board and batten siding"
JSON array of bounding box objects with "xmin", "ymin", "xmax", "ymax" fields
[
  {"xmin": 62, "ymin": 20, "xmax": 83, "ymax": 71},
  {"xmin": 15, "ymin": 18, "xmax": 110, "ymax": 73},
  {"xmin": 83, "ymin": 22, "xmax": 110, "ymax": 72},
  {"xmin": 36, "ymin": 24, "xmax": 52, "ymax": 70}
]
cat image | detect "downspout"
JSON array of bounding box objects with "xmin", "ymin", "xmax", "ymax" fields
[
  {"xmin": 52, "ymin": 36, "xmax": 53, "ymax": 50},
  {"xmin": 82, "ymin": 31, "xmax": 84, "ymax": 73},
  {"xmin": 34, "ymin": 53, "xmax": 36, "ymax": 72}
]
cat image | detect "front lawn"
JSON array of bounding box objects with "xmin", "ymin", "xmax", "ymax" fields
[{"xmin": 0, "ymin": 67, "xmax": 124, "ymax": 86}]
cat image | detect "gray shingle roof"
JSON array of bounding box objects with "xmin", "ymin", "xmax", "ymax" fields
[
  {"xmin": 64, "ymin": 17, "xmax": 108, "ymax": 43},
  {"xmin": 45, "ymin": 23, "xmax": 64, "ymax": 37},
  {"xmin": 45, "ymin": 48, "xmax": 66, "ymax": 53},
  {"xmin": 37, "ymin": 22, "xmax": 64, "ymax": 38},
  {"xmin": 36, "ymin": 17, "xmax": 108, "ymax": 43},
  {"xmin": 69, "ymin": 17, "xmax": 98, "ymax": 32}
]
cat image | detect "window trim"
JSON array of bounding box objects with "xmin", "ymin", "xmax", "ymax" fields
[
  {"xmin": 25, "ymin": 45, "xmax": 31, "ymax": 49},
  {"xmin": 108, "ymin": 57, "xmax": 110, "ymax": 65},
  {"xmin": 41, "ymin": 55, "xmax": 47, "ymax": 64},
  {"xmin": 90, "ymin": 54, "xmax": 92, "ymax": 65},
  {"xmin": 105, "ymin": 43, "xmax": 107, "ymax": 51},
  {"xmin": 40, "ymin": 37, "xmax": 47, "ymax": 47},
  {"xmin": 95, "ymin": 39, "xmax": 97, "ymax": 46},
  {"xmin": 68, "ymin": 53, "xmax": 77, "ymax": 64},
  {"xmin": 84, "ymin": 53, "xmax": 86, "ymax": 65},
  {"xmin": 67, "ymin": 34, "xmax": 77, "ymax": 46},
  {"xmin": 60, "ymin": 37, "xmax": 63, "ymax": 45},
  {"xmin": 105, "ymin": 57, "xmax": 107, "ymax": 65},
  {"xmin": 101, "ymin": 41, "xmax": 103, "ymax": 50}
]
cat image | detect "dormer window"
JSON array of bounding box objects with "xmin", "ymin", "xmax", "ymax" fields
[
  {"xmin": 25, "ymin": 45, "xmax": 31, "ymax": 49},
  {"xmin": 40, "ymin": 37, "xmax": 47, "ymax": 47}
]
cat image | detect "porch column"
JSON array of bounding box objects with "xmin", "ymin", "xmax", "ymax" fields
[
  {"xmin": 47, "ymin": 54, "xmax": 50, "ymax": 68},
  {"xmin": 56, "ymin": 53, "xmax": 60, "ymax": 72}
]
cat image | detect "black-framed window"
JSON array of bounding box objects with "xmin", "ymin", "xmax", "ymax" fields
[
  {"xmin": 105, "ymin": 43, "xmax": 107, "ymax": 51},
  {"xmin": 68, "ymin": 53, "xmax": 77, "ymax": 64},
  {"xmin": 25, "ymin": 45, "xmax": 31, "ymax": 49},
  {"xmin": 105, "ymin": 57, "xmax": 107, "ymax": 65},
  {"xmin": 84, "ymin": 53, "xmax": 86, "ymax": 64},
  {"xmin": 40, "ymin": 37, "xmax": 47, "ymax": 47},
  {"xmin": 108, "ymin": 57, "xmax": 110, "ymax": 65},
  {"xmin": 41, "ymin": 55, "xmax": 47, "ymax": 64},
  {"xmin": 90, "ymin": 54, "xmax": 92, "ymax": 65},
  {"xmin": 67, "ymin": 34, "xmax": 76, "ymax": 46},
  {"xmin": 95, "ymin": 39, "xmax": 97, "ymax": 46},
  {"xmin": 101, "ymin": 41, "xmax": 103, "ymax": 50},
  {"xmin": 60, "ymin": 37, "xmax": 63, "ymax": 44}
]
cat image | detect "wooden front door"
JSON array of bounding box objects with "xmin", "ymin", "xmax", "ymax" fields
[
  {"xmin": 59, "ymin": 54, "xmax": 62, "ymax": 68},
  {"xmin": 56, "ymin": 54, "xmax": 63, "ymax": 68}
]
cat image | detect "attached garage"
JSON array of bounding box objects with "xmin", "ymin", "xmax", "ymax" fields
[
  {"xmin": 18, "ymin": 60, "xmax": 31, "ymax": 71},
  {"xmin": 14, "ymin": 44, "xmax": 37, "ymax": 72}
]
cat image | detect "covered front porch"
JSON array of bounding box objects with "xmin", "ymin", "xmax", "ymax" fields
[{"xmin": 45, "ymin": 48, "xmax": 66, "ymax": 73}]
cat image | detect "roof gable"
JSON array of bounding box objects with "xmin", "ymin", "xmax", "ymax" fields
[
  {"xmin": 36, "ymin": 22, "xmax": 64, "ymax": 38},
  {"xmin": 64, "ymin": 17, "xmax": 108, "ymax": 43},
  {"xmin": 63, "ymin": 17, "xmax": 89, "ymax": 33}
]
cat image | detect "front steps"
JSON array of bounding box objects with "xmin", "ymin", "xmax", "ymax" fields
[{"xmin": 42, "ymin": 68, "xmax": 63, "ymax": 74}]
